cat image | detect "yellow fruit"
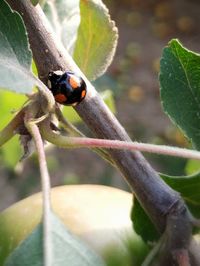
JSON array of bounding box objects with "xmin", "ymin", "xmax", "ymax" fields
[{"xmin": 0, "ymin": 185, "xmax": 146, "ymax": 264}]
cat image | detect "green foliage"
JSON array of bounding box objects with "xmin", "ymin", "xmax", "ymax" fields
[
  {"xmin": 0, "ymin": 91, "xmax": 26, "ymax": 129},
  {"xmin": 0, "ymin": 137, "xmax": 21, "ymax": 168},
  {"xmin": 0, "ymin": 88, "xmax": 115, "ymax": 166},
  {"xmin": 44, "ymin": 0, "xmax": 118, "ymax": 81},
  {"xmin": 73, "ymin": 0, "xmax": 118, "ymax": 80},
  {"xmin": 104, "ymin": 236, "xmax": 150, "ymax": 266},
  {"xmin": 4, "ymin": 212, "xmax": 105, "ymax": 266},
  {"xmin": 4, "ymin": 223, "xmax": 42, "ymax": 266},
  {"xmin": 131, "ymin": 38, "xmax": 200, "ymax": 244},
  {"xmin": 185, "ymin": 159, "xmax": 200, "ymax": 175},
  {"xmin": 0, "ymin": 0, "xmax": 34, "ymax": 93},
  {"xmin": 132, "ymin": 172, "xmax": 200, "ymax": 242},
  {"xmin": 0, "ymin": 90, "xmax": 26, "ymax": 167},
  {"xmin": 161, "ymin": 172, "xmax": 200, "ymax": 218},
  {"xmin": 43, "ymin": 0, "xmax": 80, "ymax": 54},
  {"xmin": 160, "ymin": 39, "xmax": 200, "ymax": 150},
  {"xmin": 5, "ymin": 0, "xmax": 200, "ymax": 262},
  {"xmin": 0, "ymin": 0, "xmax": 117, "ymax": 166},
  {"xmin": 131, "ymin": 198, "xmax": 160, "ymax": 243},
  {"xmin": 30, "ymin": 0, "xmax": 40, "ymax": 6},
  {"xmin": 100, "ymin": 90, "xmax": 116, "ymax": 114}
]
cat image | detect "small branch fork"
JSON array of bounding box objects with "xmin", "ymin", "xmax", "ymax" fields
[{"xmin": 2, "ymin": 110, "xmax": 200, "ymax": 163}]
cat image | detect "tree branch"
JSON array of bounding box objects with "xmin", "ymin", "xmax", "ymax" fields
[{"xmin": 6, "ymin": 0, "xmax": 185, "ymax": 234}]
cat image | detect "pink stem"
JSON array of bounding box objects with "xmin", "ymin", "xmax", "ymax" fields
[{"xmin": 67, "ymin": 137, "xmax": 200, "ymax": 161}]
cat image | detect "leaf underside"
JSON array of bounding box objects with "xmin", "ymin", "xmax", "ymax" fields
[{"xmin": 5, "ymin": 212, "xmax": 105, "ymax": 266}]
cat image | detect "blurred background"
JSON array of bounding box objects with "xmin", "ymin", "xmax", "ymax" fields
[{"xmin": 1, "ymin": 0, "xmax": 200, "ymax": 210}]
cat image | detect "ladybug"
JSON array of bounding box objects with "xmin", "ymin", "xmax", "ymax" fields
[{"xmin": 47, "ymin": 70, "xmax": 87, "ymax": 106}]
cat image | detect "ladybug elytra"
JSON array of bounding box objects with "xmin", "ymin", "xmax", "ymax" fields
[{"xmin": 48, "ymin": 70, "xmax": 87, "ymax": 106}]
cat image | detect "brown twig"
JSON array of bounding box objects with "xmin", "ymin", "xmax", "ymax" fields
[{"xmin": 173, "ymin": 249, "xmax": 191, "ymax": 266}]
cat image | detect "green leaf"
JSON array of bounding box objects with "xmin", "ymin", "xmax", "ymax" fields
[
  {"xmin": 0, "ymin": 136, "xmax": 21, "ymax": 167},
  {"xmin": 73, "ymin": 0, "xmax": 118, "ymax": 80},
  {"xmin": 104, "ymin": 235, "xmax": 149, "ymax": 266},
  {"xmin": 100, "ymin": 90, "xmax": 116, "ymax": 114},
  {"xmin": 131, "ymin": 199, "xmax": 160, "ymax": 243},
  {"xmin": 0, "ymin": 91, "xmax": 26, "ymax": 129},
  {"xmin": 161, "ymin": 172, "xmax": 200, "ymax": 218},
  {"xmin": 131, "ymin": 171, "xmax": 200, "ymax": 242},
  {"xmin": 30, "ymin": 0, "xmax": 40, "ymax": 6},
  {"xmin": 43, "ymin": 0, "xmax": 118, "ymax": 79},
  {"xmin": 185, "ymin": 159, "xmax": 200, "ymax": 175},
  {"xmin": 5, "ymin": 212, "xmax": 105, "ymax": 266},
  {"xmin": 0, "ymin": 90, "xmax": 26, "ymax": 167},
  {"xmin": 43, "ymin": 0, "xmax": 80, "ymax": 54},
  {"xmin": 4, "ymin": 223, "xmax": 42, "ymax": 266},
  {"xmin": 0, "ymin": 0, "xmax": 35, "ymax": 93},
  {"xmin": 160, "ymin": 39, "xmax": 200, "ymax": 150}
]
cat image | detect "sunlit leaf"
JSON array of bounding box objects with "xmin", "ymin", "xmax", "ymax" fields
[
  {"xmin": 0, "ymin": 90, "xmax": 26, "ymax": 167},
  {"xmin": 73, "ymin": 0, "xmax": 118, "ymax": 80},
  {"xmin": 0, "ymin": 0, "xmax": 35, "ymax": 93},
  {"xmin": 185, "ymin": 159, "xmax": 200, "ymax": 175},
  {"xmin": 43, "ymin": 0, "xmax": 80, "ymax": 54}
]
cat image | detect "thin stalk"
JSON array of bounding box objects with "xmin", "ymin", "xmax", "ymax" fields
[
  {"xmin": 41, "ymin": 120, "xmax": 200, "ymax": 161},
  {"xmin": 141, "ymin": 235, "xmax": 165, "ymax": 266},
  {"xmin": 25, "ymin": 111, "xmax": 52, "ymax": 266}
]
